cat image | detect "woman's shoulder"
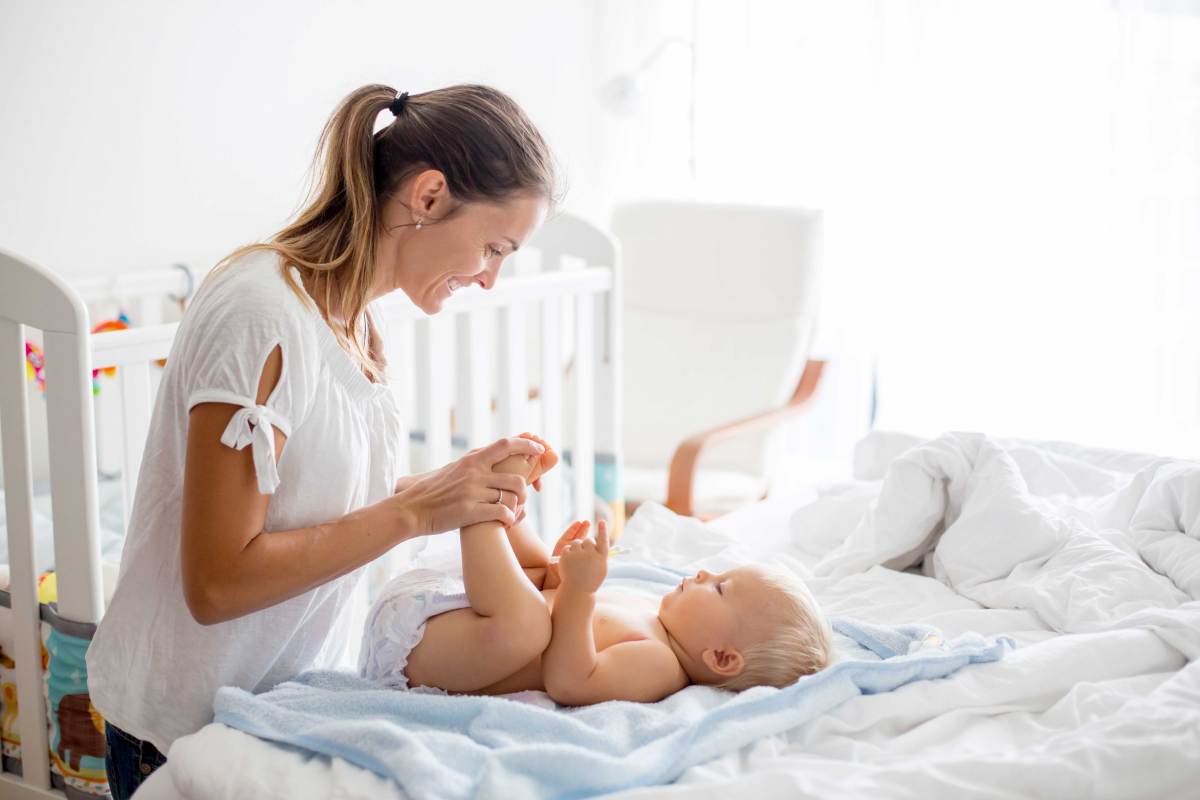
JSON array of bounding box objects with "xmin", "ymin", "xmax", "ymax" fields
[
  {"xmin": 200, "ymin": 249, "xmax": 312, "ymax": 310},
  {"xmin": 188, "ymin": 249, "xmax": 320, "ymax": 345}
]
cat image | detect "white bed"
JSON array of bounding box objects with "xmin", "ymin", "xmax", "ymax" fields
[{"xmin": 135, "ymin": 429, "xmax": 1200, "ymax": 799}]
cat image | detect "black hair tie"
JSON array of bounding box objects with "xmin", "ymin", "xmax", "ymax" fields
[{"xmin": 389, "ymin": 91, "xmax": 409, "ymax": 117}]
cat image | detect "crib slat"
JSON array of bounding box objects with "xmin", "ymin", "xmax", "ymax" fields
[
  {"xmin": 136, "ymin": 293, "xmax": 163, "ymax": 326},
  {"xmin": 415, "ymin": 316, "xmax": 452, "ymax": 470},
  {"xmin": 573, "ymin": 295, "xmax": 595, "ymax": 523},
  {"xmin": 42, "ymin": 330, "xmax": 105, "ymax": 623},
  {"xmin": 539, "ymin": 297, "xmax": 565, "ymax": 538},
  {"xmin": 388, "ymin": 317, "xmax": 416, "ymax": 478},
  {"xmin": 457, "ymin": 311, "xmax": 492, "ymax": 448},
  {"xmin": 0, "ymin": 320, "xmax": 53, "ymax": 790},
  {"xmin": 497, "ymin": 305, "xmax": 528, "ymax": 436},
  {"xmin": 118, "ymin": 360, "xmax": 152, "ymax": 523}
]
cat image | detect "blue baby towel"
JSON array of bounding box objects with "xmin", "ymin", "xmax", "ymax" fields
[{"xmin": 213, "ymin": 563, "xmax": 1014, "ymax": 800}]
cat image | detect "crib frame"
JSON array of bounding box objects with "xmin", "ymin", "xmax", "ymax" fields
[{"xmin": 0, "ymin": 210, "xmax": 622, "ymax": 799}]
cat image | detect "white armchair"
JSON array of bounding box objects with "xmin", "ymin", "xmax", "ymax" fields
[{"xmin": 612, "ymin": 201, "xmax": 824, "ymax": 518}]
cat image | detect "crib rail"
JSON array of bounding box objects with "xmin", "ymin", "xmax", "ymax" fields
[
  {"xmin": 1, "ymin": 248, "xmax": 103, "ymax": 798},
  {"xmin": 89, "ymin": 266, "xmax": 617, "ymax": 540},
  {"xmin": 374, "ymin": 266, "xmax": 614, "ymax": 529},
  {"xmin": 0, "ymin": 212, "xmax": 621, "ymax": 799}
]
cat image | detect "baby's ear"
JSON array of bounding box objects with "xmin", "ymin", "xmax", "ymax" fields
[{"xmin": 702, "ymin": 647, "xmax": 745, "ymax": 678}]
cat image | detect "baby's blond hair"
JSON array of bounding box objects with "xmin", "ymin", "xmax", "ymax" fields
[{"xmin": 717, "ymin": 569, "xmax": 833, "ymax": 691}]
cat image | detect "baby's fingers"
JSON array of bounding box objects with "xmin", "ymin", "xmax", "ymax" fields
[
  {"xmin": 553, "ymin": 520, "xmax": 590, "ymax": 555},
  {"xmin": 595, "ymin": 519, "xmax": 610, "ymax": 554}
]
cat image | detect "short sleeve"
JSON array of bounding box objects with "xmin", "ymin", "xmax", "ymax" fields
[{"xmin": 182, "ymin": 265, "xmax": 318, "ymax": 494}]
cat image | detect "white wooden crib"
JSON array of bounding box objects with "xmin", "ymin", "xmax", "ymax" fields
[{"xmin": 0, "ymin": 210, "xmax": 622, "ymax": 800}]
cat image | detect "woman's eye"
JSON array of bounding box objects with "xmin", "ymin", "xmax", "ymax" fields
[
  {"xmin": 717, "ymin": 582, "xmax": 724, "ymax": 596},
  {"xmin": 486, "ymin": 245, "xmax": 503, "ymax": 258}
]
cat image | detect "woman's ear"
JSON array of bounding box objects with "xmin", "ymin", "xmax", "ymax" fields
[
  {"xmin": 410, "ymin": 169, "xmax": 451, "ymax": 217},
  {"xmin": 701, "ymin": 646, "xmax": 745, "ymax": 678}
]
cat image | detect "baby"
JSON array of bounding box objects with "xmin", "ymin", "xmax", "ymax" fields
[{"xmin": 359, "ymin": 435, "xmax": 833, "ymax": 704}]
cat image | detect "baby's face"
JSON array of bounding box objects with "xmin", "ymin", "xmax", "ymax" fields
[{"xmin": 657, "ymin": 565, "xmax": 780, "ymax": 663}]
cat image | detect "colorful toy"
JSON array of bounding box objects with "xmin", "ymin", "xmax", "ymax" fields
[
  {"xmin": 24, "ymin": 341, "xmax": 45, "ymax": 392},
  {"xmin": 24, "ymin": 312, "xmax": 135, "ymax": 396},
  {"xmin": 88, "ymin": 312, "xmax": 130, "ymax": 395}
]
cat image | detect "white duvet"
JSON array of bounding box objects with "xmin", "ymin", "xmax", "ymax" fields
[{"xmin": 148, "ymin": 431, "xmax": 1200, "ymax": 800}]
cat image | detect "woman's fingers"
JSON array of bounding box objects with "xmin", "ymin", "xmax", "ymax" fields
[
  {"xmin": 468, "ymin": 498, "xmax": 516, "ymax": 528},
  {"xmin": 480, "ymin": 489, "xmax": 518, "ymax": 513},
  {"xmin": 484, "ymin": 436, "xmax": 544, "ymax": 465},
  {"xmin": 489, "ymin": 473, "xmax": 529, "ymax": 507}
]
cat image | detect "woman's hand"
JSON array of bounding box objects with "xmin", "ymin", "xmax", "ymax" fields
[{"xmin": 388, "ymin": 436, "xmax": 546, "ymax": 537}]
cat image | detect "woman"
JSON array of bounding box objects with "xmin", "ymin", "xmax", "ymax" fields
[{"xmin": 86, "ymin": 83, "xmax": 561, "ymax": 799}]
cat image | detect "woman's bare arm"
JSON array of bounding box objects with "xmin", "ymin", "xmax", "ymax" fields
[
  {"xmin": 180, "ymin": 350, "xmax": 418, "ymax": 625},
  {"xmin": 180, "ymin": 346, "xmax": 539, "ymax": 625}
]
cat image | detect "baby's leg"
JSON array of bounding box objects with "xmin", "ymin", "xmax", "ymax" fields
[{"xmin": 404, "ymin": 455, "xmax": 552, "ymax": 692}]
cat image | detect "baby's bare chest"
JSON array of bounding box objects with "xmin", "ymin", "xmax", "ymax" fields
[
  {"xmin": 591, "ymin": 593, "xmax": 666, "ymax": 651},
  {"xmin": 541, "ymin": 588, "xmax": 668, "ymax": 650}
]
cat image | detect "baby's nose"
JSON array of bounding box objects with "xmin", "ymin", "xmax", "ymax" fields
[{"xmin": 696, "ymin": 569, "xmax": 710, "ymax": 581}]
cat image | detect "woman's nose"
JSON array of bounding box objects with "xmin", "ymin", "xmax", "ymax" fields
[{"xmin": 476, "ymin": 263, "xmax": 502, "ymax": 290}]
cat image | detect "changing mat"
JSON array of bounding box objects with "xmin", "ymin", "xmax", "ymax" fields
[{"xmin": 211, "ymin": 563, "xmax": 1013, "ymax": 800}]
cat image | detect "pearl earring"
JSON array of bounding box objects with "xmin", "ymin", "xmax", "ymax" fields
[{"xmin": 415, "ymin": 219, "xmax": 423, "ymax": 230}]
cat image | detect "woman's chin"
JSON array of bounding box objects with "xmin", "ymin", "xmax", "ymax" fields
[{"xmin": 416, "ymin": 292, "xmax": 444, "ymax": 315}]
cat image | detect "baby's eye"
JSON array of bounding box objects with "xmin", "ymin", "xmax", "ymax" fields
[{"xmin": 717, "ymin": 582, "xmax": 724, "ymax": 596}]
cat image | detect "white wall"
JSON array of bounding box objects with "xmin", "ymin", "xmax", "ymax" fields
[
  {"xmin": 0, "ymin": 0, "xmax": 623, "ymax": 498},
  {"xmin": 0, "ymin": 0, "xmax": 611, "ymax": 281}
]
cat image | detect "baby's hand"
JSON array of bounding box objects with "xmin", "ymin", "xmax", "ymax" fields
[
  {"xmin": 545, "ymin": 519, "xmax": 591, "ymax": 589},
  {"xmin": 516, "ymin": 432, "xmax": 558, "ymax": 491},
  {"xmin": 558, "ymin": 519, "xmax": 609, "ymax": 593},
  {"xmin": 552, "ymin": 519, "xmax": 591, "ymax": 558}
]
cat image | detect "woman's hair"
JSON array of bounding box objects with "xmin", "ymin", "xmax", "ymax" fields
[
  {"xmin": 208, "ymin": 84, "xmax": 562, "ymax": 382},
  {"xmin": 717, "ymin": 569, "xmax": 834, "ymax": 692}
]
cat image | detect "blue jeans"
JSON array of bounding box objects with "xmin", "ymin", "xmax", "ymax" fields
[{"xmin": 104, "ymin": 723, "xmax": 167, "ymax": 800}]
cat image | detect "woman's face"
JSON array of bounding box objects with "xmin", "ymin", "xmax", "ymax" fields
[{"xmin": 375, "ymin": 169, "xmax": 549, "ymax": 313}]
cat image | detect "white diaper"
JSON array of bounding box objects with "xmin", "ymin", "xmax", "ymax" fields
[{"xmin": 358, "ymin": 567, "xmax": 471, "ymax": 690}]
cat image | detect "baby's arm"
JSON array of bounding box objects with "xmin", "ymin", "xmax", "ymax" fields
[{"xmin": 542, "ymin": 522, "xmax": 686, "ymax": 705}]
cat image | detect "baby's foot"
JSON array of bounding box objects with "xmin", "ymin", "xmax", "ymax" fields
[{"xmin": 516, "ymin": 432, "xmax": 559, "ymax": 487}]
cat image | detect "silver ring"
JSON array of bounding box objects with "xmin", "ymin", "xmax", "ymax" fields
[{"xmin": 497, "ymin": 488, "xmax": 504, "ymax": 504}]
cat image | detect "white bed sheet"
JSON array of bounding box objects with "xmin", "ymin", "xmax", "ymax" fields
[{"xmin": 137, "ymin": 432, "xmax": 1200, "ymax": 799}]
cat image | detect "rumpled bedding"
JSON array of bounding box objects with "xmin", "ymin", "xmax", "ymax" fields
[
  {"xmin": 156, "ymin": 430, "xmax": 1200, "ymax": 799},
  {"xmin": 813, "ymin": 431, "xmax": 1200, "ymax": 659}
]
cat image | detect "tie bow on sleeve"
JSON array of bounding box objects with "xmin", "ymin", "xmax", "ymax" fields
[{"xmin": 219, "ymin": 404, "xmax": 289, "ymax": 494}]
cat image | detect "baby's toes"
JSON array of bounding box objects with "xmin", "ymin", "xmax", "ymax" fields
[{"xmin": 541, "ymin": 451, "xmax": 560, "ymax": 477}]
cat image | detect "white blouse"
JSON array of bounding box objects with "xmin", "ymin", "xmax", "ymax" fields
[{"xmin": 87, "ymin": 250, "xmax": 404, "ymax": 753}]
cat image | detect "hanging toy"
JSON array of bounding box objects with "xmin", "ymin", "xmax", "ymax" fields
[
  {"xmin": 25, "ymin": 309, "xmax": 167, "ymax": 396},
  {"xmin": 25, "ymin": 341, "xmax": 46, "ymax": 392},
  {"xmin": 89, "ymin": 312, "xmax": 130, "ymax": 395}
]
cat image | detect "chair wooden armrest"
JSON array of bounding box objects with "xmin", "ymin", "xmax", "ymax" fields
[{"xmin": 664, "ymin": 359, "xmax": 827, "ymax": 517}]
